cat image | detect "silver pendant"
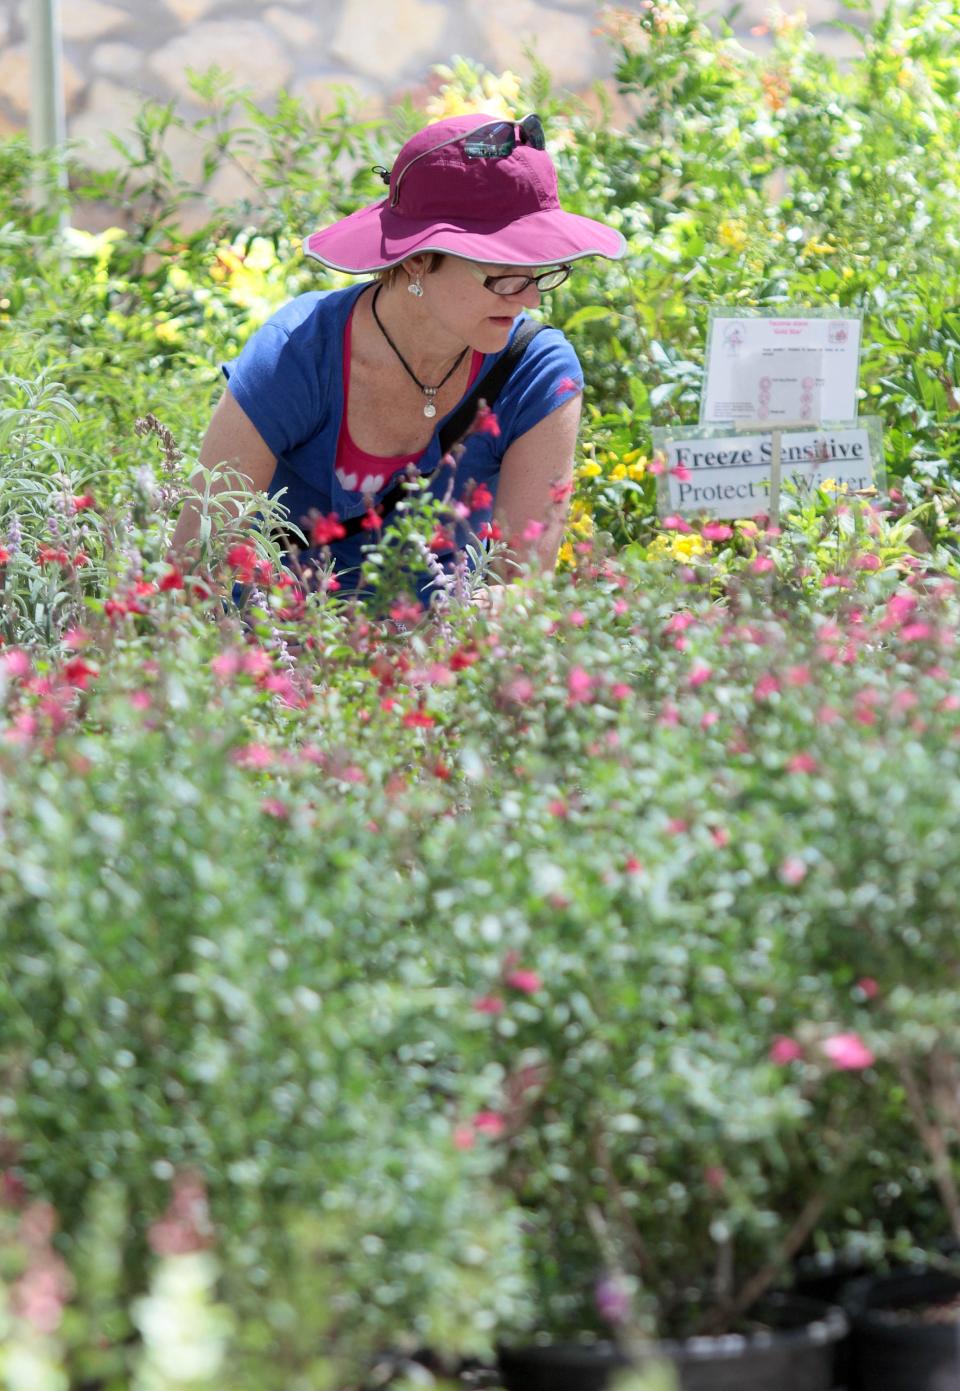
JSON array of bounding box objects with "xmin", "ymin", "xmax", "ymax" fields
[{"xmin": 423, "ymin": 402, "xmax": 437, "ymax": 418}]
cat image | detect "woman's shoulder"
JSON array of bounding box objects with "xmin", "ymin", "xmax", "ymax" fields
[
  {"xmin": 262, "ymin": 282, "xmax": 366, "ymax": 340},
  {"xmin": 500, "ymin": 316, "xmax": 584, "ymax": 400}
]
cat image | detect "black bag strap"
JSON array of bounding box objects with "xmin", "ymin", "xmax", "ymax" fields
[{"xmin": 335, "ymin": 318, "xmax": 547, "ymax": 539}]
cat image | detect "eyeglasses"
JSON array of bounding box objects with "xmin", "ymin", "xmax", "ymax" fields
[
  {"xmin": 465, "ymin": 262, "xmax": 573, "ymax": 296},
  {"xmin": 388, "ymin": 113, "xmax": 547, "ymax": 208}
]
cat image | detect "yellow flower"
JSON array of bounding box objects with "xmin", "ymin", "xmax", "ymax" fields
[
  {"xmin": 627, "ymin": 460, "xmax": 647, "ymax": 481},
  {"xmin": 610, "ymin": 462, "xmax": 628, "ymax": 480},
  {"xmin": 803, "ymin": 239, "xmax": 836, "ymax": 256},
  {"xmin": 155, "ymin": 320, "xmax": 182, "ymax": 344},
  {"xmin": 578, "ymin": 461, "xmax": 603, "ymax": 478},
  {"xmin": 718, "ymin": 218, "xmax": 748, "ymax": 253},
  {"xmin": 622, "ymin": 448, "xmax": 644, "ymax": 465},
  {"xmin": 558, "ymin": 541, "xmax": 576, "ymax": 569},
  {"xmin": 648, "ymin": 533, "xmax": 709, "ymax": 562}
]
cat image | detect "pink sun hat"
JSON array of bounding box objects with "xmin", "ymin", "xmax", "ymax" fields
[{"xmin": 303, "ymin": 113, "xmax": 627, "ymax": 272}]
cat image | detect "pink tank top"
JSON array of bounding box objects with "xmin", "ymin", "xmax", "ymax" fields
[{"xmin": 334, "ymin": 305, "xmax": 483, "ymax": 495}]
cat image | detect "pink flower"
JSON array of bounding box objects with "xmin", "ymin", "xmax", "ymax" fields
[
  {"xmin": 567, "ymin": 665, "xmax": 594, "ymax": 703},
  {"xmin": 901, "ymin": 622, "xmax": 933, "ymax": 642},
  {"xmin": 751, "ymin": 555, "xmax": 775, "ymax": 574},
  {"xmin": 753, "ymin": 673, "xmax": 779, "ymax": 700},
  {"xmin": 453, "ymin": 1124, "xmax": 476, "ymax": 1151},
  {"xmin": 670, "ymin": 464, "xmax": 692, "ymax": 481},
  {"xmin": 1, "ymin": 649, "xmax": 31, "ymax": 679},
  {"xmin": 610, "ymin": 682, "xmax": 632, "ymax": 700},
  {"xmin": 822, "ymin": 1032, "xmax": 874, "ymax": 1071},
  {"xmin": 779, "ymin": 855, "xmax": 807, "ymax": 886},
  {"xmin": 705, "ymin": 1165, "xmax": 727, "ymax": 1192},
  {"xmin": 472, "ymin": 1111, "xmax": 506, "ymax": 1138},
  {"xmin": 663, "ymin": 514, "xmax": 693, "ymax": 533},
  {"xmin": 624, "ymin": 856, "xmax": 643, "ymax": 874},
  {"xmin": 856, "ymin": 977, "xmax": 880, "ymax": 1000},
  {"xmin": 260, "ymin": 798, "xmax": 289, "ymax": 819},
  {"xmin": 522, "ymin": 519, "xmax": 545, "ymax": 542},
  {"xmin": 701, "ymin": 522, "xmax": 733, "ymax": 541},
  {"xmin": 787, "ymin": 753, "xmax": 818, "ymax": 774},
  {"xmin": 232, "ymin": 743, "xmax": 274, "ymax": 769},
  {"xmin": 664, "ymin": 611, "xmax": 695, "ymax": 635},
  {"xmin": 769, "ymin": 1036, "xmax": 803, "ymax": 1065},
  {"xmin": 687, "ymin": 663, "xmax": 712, "ymax": 688},
  {"xmin": 505, "ymin": 968, "xmax": 542, "ymax": 995},
  {"xmin": 855, "ymin": 553, "xmax": 882, "ymax": 571},
  {"xmin": 473, "ymin": 995, "xmax": 505, "ymax": 1015}
]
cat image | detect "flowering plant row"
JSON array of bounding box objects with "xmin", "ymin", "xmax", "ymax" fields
[{"xmin": 1, "ymin": 0, "xmax": 960, "ymax": 1382}]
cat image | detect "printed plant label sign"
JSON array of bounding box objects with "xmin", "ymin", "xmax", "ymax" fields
[
  {"xmin": 700, "ymin": 308, "xmax": 863, "ymax": 425},
  {"xmin": 652, "ymin": 419, "xmax": 885, "ymax": 520}
]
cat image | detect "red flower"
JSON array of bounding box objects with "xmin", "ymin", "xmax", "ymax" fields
[
  {"xmin": 473, "ymin": 404, "xmax": 501, "ymax": 437},
  {"xmin": 550, "ymin": 480, "xmax": 574, "ymax": 504},
  {"xmin": 158, "ymin": 565, "xmax": 185, "ymax": 591},
  {"xmin": 389, "ymin": 598, "xmax": 424, "ymax": 624},
  {"xmin": 402, "ymin": 709, "xmax": 435, "ymax": 728},
  {"xmin": 0, "ymin": 547, "xmax": 9, "ymax": 565},
  {"xmin": 311, "ymin": 512, "xmax": 346, "ymax": 546},
  {"xmin": 450, "ymin": 645, "xmax": 479, "ymax": 670},
  {"xmin": 469, "ymin": 482, "xmax": 494, "ymax": 510},
  {"xmin": 70, "ymin": 494, "xmax": 96, "ymax": 512},
  {"xmin": 226, "ymin": 542, "xmax": 259, "ymax": 583},
  {"xmin": 428, "ymin": 528, "xmax": 453, "ymax": 553},
  {"xmin": 361, "ymin": 507, "xmax": 383, "ymax": 531},
  {"xmin": 37, "ymin": 545, "xmax": 69, "ymax": 567},
  {"xmin": 61, "ymin": 657, "xmax": 98, "ymax": 690},
  {"xmin": 478, "ymin": 521, "xmax": 502, "ymax": 542}
]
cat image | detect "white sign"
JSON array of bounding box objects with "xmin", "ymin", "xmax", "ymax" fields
[
  {"xmin": 701, "ymin": 311, "xmax": 862, "ymax": 425},
  {"xmin": 652, "ymin": 422, "xmax": 883, "ymax": 520}
]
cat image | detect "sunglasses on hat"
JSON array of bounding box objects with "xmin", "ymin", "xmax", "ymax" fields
[{"xmin": 380, "ymin": 114, "xmax": 549, "ymax": 209}]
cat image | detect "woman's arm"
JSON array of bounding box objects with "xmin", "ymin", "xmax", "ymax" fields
[
  {"xmin": 491, "ymin": 393, "xmax": 581, "ymax": 575},
  {"xmin": 170, "ymin": 389, "xmax": 278, "ymax": 559}
]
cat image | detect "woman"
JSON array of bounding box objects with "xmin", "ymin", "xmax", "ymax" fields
[{"xmin": 172, "ymin": 112, "xmax": 625, "ymax": 598}]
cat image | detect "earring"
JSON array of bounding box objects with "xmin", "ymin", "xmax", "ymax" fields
[{"xmin": 408, "ymin": 277, "xmax": 424, "ymax": 298}]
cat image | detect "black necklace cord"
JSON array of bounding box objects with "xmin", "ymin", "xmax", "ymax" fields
[{"xmin": 370, "ymin": 284, "xmax": 470, "ymax": 418}]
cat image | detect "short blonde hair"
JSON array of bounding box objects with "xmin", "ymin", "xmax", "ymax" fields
[{"xmin": 374, "ymin": 253, "xmax": 445, "ymax": 290}]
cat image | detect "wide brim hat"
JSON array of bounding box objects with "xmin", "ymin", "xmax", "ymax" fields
[{"xmin": 304, "ymin": 113, "xmax": 627, "ymax": 272}]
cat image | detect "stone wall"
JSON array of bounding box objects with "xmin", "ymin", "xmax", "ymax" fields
[{"xmin": 1, "ymin": 0, "xmax": 863, "ymax": 181}]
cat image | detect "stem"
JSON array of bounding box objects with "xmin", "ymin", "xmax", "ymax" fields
[
  {"xmin": 899, "ymin": 1055, "xmax": 960, "ymax": 1242},
  {"xmin": 698, "ymin": 1189, "xmax": 827, "ymax": 1335}
]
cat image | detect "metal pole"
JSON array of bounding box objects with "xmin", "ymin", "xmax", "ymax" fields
[{"xmin": 28, "ymin": 0, "xmax": 69, "ymax": 217}]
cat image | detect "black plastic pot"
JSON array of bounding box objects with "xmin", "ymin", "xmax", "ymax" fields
[
  {"xmin": 498, "ymin": 1294, "xmax": 848, "ymax": 1391},
  {"xmin": 793, "ymin": 1253, "xmax": 870, "ymax": 1388},
  {"xmin": 842, "ymin": 1267, "xmax": 960, "ymax": 1391}
]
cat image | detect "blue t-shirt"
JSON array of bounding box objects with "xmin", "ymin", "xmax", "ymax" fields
[{"xmin": 221, "ymin": 281, "xmax": 583, "ymax": 593}]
